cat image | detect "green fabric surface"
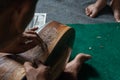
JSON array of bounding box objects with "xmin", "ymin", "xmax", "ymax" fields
[{"xmin": 67, "ymin": 23, "xmax": 120, "ymax": 80}]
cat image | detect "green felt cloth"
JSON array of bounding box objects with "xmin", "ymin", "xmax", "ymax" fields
[{"xmin": 67, "ymin": 23, "xmax": 120, "ymax": 80}]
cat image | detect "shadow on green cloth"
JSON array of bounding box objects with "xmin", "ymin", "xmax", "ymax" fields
[
  {"xmin": 67, "ymin": 23, "xmax": 120, "ymax": 80},
  {"xmin": 78, "ymin": 63, "xmax": 100, "ymax": 80}
]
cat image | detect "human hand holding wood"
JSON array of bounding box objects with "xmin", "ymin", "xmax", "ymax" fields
[{"xmin": 2, "ymin": 27, "xmax": 41, "ymax": 53}]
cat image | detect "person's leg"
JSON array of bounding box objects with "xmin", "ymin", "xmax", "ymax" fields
[
  {"xmin": 56, "ymin": 53, "xmax": 91, "ymax": 80},
  {"xmin": 24, "ymin": 53, "xmax": 91, "ymax": 80},
  {"xmin": 110, "ymin": 0, "xmax": 120, "ymax": 22},
  {"xmin": 85, "ymin": 0, "xmax": 107, "ymax": 18}
]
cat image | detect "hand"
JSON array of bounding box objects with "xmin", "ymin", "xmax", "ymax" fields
[
  {"xmin": 3, "ymin": 27, "xmax": 41, "ymax": 53},
  {"xmin": 24, "ymin": 62, "xmax": 49, "ymax": 80},
  {"xmin": 24, "ymin": 54, "xmax": 91, "ymax": 80}
]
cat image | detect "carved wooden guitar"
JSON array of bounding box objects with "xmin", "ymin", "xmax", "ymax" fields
[{"xmin": 0, "ymin": 21, "xmax": 75, "ymax": 80}]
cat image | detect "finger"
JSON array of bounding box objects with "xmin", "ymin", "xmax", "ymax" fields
[
  {"xmin": 25, "ymin": 27, "xmax": 38, "ymax": 32},
  {"xmin": 24, "ymin": 31, "xmax": 36, "ymax": 34},
  {"xmin": 24, "ymin": 62, "xmax": 34, "ymax": 72},
  {"xmin": 23, "ymin": 31, "xmax": 38, "ymax": 39},
  {"xmin": 34, "ymin": 60, "xmax": 49, "ymax": 70},
  {"xmin": 22, "ymin": 32, "xmax": 38, "ymax": 40},
  {"xmin": 37, "ymin": 62, "xmax": 50, "ymax": 73},
  {"xmin": 24, "ymin": 32, "xmax": 44, "ymax": 45},
  {"xmin": 24, "ymin": 34, "xmax": 37, "ymax": 39},
  {"xmin": 30, "ymin": 27, "xmax": 38, "ymax": 31},
  {"xmin": 22, "ymin": 32, "xmax": 46, "ymax": 50},
  {"xmin": 22, "ymin": 34, "xmax": 40, "ymax": 47}
]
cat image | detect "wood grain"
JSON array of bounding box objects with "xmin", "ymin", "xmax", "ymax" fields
[{"xmin": 0, "ymin": 21, "xmax": 75, "ymax": 80}]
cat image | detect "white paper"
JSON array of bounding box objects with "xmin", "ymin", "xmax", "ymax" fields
[{"xmin": 27, "ymin": 13, "xmax": 47, "ymax": 33}]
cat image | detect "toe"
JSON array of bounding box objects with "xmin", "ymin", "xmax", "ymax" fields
[
  {"xmin": 115, "ymin": 17, "xmax": 120, "ymax": 22},
  {"xmin": 65, "ymin": 53, "xmax": 91, "ymax": 75},
  {"xmin": 114, "ymin": 11, "xmax": 120, "ymax": 22},
  {"xmin": 89, "ymin": 9, "xmax": 98, "ymax": 18},
  {"xmin": 74, "ymin": 53, "xmax": 91, "ymax": 63},
  {"xmin": 85, "ymin": 7, "xmax": 92, "ymax": 16},
  {"xmin": 110, "ymin": 0, "xmax": 120, "ymax": 22}
]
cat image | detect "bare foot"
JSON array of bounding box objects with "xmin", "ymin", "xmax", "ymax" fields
[
  {"xmin": 110, "ymin": 0, "xmax": 120, "ymax": 22},
  {"xmin": 85, "ymin": 0, "xmax": 107, "ymax": 18},
  {"xmin": 56, "ymin": 53, "xmax": 91, "ymax": 80}
]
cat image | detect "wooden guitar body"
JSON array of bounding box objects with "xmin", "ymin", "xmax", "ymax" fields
[{"xmin": 0, "ymin": 21, "xmax": 75, "ymax": 80}]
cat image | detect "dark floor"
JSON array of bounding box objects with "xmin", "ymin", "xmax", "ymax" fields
[{"xmin": 36, "ymin": 0, "xmax": 115, "ymax": 24}]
